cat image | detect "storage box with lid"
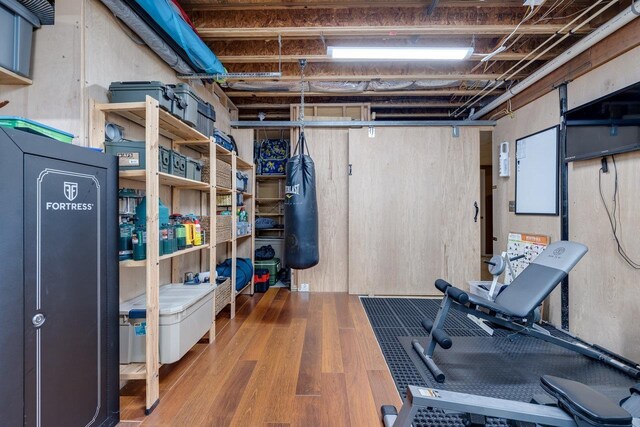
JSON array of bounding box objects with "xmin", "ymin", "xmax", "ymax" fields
[
  {"xmin": 0, "ymin": 0, "xmax": 40, "ymax": 78},
  {"xmin": 109, "ymin": 81, "xmax": 175, "ymax": 111},
  {"xmin": 214, "ymin": 129, "xmax": 235, "ymax": 153},
  {"xmin": 254, "ymin": 258, "xmax": 281, "ymax": 286},
  {"xmin": 0, "ymin": 116, "xmax": 73, "ymax": 143},
  {"xmin": 168, "ymin": 83, "xmax": 199, "ymax": 127},
  {"xmin": 170, "ymin": 150, "xmax": 187, "ymax": 178},
  {"xmin": 197, "ymin": 100, "xmax": 216, "ymax": 137},
  {"xmin": 119, "ymin": 283, "xmax": 216, "ymax": 364},
  {"xmin": 104, "ymin": 140, "xmax": 171, "ymax": 172},
  {"xmin": 186, "ymin": 157, "xmax": 203, "ymax": 181}
]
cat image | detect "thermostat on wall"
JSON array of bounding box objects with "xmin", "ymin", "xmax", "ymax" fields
[{"xmin": 499, "ymin": 141, "xmax": 510, "ymax": 177}]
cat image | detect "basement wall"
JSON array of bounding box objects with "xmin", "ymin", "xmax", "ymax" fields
[{"xmin": 493, "ymin": 45, "xmax": 640, "ymax": 362}]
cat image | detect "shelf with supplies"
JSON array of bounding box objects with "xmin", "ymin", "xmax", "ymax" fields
[
  {"xmin": 256, "ymin": 174, "xmax": 286, "ymax": 180},
  {"xmin": 119, "ymin": 170, "xmax": 211, "ymax": 191},
  {"xmin": 92, "ymin": 96, "xmax": 253, "ymax": 415},
  {"xmin": 0, "ymin": 65, "xmax": 32, "ymax": 85},
  {"xmin": 119, "ymin": 244, "xmax": 212, "ymax": 268},
  {"xmin": 256, "ymin": 197, "xmax": 285, "ymax": 202}
]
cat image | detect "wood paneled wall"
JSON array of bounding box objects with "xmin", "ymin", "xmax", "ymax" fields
[
  {"xmin": 349, "ymin": 127, "xmax": 480, "ymax": 296},
  {"xmin": 292, "ymin": 119, "xmax": 350, "ymax": 293},
  {"xmin": 492, "ymin": 45, "xmax": 640, "ymax": 362}
]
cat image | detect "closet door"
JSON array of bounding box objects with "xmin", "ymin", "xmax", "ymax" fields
[{"xmin": 348, "ymin": 127, "xmax": 480, "ymax": 295}]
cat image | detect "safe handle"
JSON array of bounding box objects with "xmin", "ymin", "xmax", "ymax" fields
[
  {"xmin": 32, "ymin": 313, "xmax": 46, "ymax": 328},
  {"xmin": 474, "ymin": 201, "xmax": 479, "ymax": 223}
]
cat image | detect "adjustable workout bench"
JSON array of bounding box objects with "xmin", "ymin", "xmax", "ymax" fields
[
  {"xmin": 413, "ymin": 241, "xmax": 640, "ymax": 383},
  {"xmin": 381, "ymin": 376, "xmax": 640, "ymax": 427}
]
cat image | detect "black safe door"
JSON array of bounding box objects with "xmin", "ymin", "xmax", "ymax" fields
[{"xmin": 24, "ymin": 155, "xmax": 108, "ymax": 427}]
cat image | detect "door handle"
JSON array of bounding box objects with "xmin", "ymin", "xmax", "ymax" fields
[
  {"xmin": 474, "ymin": 202, "xmax": 479, "ymax": 223},
  {"xmin": 32, "ymin": 313, "xmax": 46, "ymax": 329}
]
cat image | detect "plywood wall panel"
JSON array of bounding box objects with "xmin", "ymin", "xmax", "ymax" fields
[
  {"xmin": 294, "ymin": 119, "xmax": 350, "ymax": 292},
  {"xmin": 349, "ymin": 127, "xmax": 480, "ymax": 295}
]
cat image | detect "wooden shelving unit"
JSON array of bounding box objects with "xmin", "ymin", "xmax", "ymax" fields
[
  {"xmin": 0, "ymin": 66, "xmax": 32, "ymax": 85},
  {"xmin": 90, "ymin": 96, "xmax": 254, "ymax": 415}
]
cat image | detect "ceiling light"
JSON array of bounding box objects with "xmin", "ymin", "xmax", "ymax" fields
[{"xmin": 327, "ymin": 46, "xmax": 474, "ymax": 61}]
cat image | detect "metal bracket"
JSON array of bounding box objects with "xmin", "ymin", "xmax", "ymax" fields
[
  {"xmin": 368, "ymin": 126, "xmax": 376, "ymax": 138},
  {"xmin": 452, "ymin": 126, "xmax": 460, "ymax": 138}
]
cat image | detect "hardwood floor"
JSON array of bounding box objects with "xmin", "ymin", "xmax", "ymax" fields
[{"xmin": 119, "ymin": 289, "xmax": 401, "ymax": 426}]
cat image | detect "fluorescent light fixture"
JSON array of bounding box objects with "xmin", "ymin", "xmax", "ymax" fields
[{"xmin": 327, "ymin": 46, "xmax": 474, "ymax": 61}]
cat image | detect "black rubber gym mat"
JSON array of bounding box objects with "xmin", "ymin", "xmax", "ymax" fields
[{"xmin": 361, "ymin": 297, "xmax": 637, "ymax": 427}]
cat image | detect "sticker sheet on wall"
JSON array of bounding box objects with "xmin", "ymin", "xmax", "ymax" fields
[{"xmin": 505, "ymin": 232, "xmax": 550, "ymax": 284}]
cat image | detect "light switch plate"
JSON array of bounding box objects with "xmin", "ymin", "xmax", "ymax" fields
[
  {"xmin": 300, "ymin": 283, "xmax": 310, "ymax": 292},
  {"xmin": 509, "ymin": 201, "xmax": 516, "ymax": 212}
]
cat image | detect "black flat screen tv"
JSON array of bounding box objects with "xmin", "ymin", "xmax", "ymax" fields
[{"xmin": 565, "ymin": 81, "xmax": 640, "ymax": 162}]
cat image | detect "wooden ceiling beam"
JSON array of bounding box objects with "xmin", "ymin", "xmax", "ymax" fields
[
  {"xmin": 180, "ymin": 0, "xmax": 551, "ymax": 11},
  {"xmin": 217, "ymin": 52, "xmax": 554, "ymax": 63},
  {"xmin": 198, "ymin": 24, "xmax": 590, "ymax": 41},
  {"xmin": 226, "ymin": 89, "xmax": 504, "ymax": 98}
]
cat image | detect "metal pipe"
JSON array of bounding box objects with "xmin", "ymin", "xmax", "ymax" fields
[
  {"xmin": 231, "ymin": 120, "xmax": 496, "ymax": 128},
  {"xmin": 470, "ymin": 4, "xmax": 640, "ymax": 120}
]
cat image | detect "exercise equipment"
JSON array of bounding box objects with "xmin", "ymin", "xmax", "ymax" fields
[
  {"xmin": 414, "ymin": 241, "xmax": 640, "ymax": 383},
  {"xmin": 284, "ymin": 58, "xmax": 319, "ymax": 269},
  {"xmin": 382, "ymin": 376, "xmax": 640, "ymax": 427}
]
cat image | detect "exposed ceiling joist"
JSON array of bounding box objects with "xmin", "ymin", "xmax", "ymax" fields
[
  {"xmin": 181, "ymin": 0, "xmax": 557, "ymax": 11},
  {"xmin": 217, "ymin": 52, "xmax": 554, "ymax": 63},
  {"xmin": 197, "ymin": 24, "xmax": 590, "ymax": 41},
  {"xmin": 226, "ymin": 89, "xmax": 504, "ymax": 98}
]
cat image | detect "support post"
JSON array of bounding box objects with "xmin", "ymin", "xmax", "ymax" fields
[{"xmin": 144, "ymin": 96, "xmax": 160, "ymax": 413}]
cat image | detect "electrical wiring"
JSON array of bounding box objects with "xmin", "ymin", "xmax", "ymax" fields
[
  {"xmin": 598, "ymin": 155, "xmax": 640, "ymax": 269},
  {"xmin": 452, "ymin": 0, "xmax": 611, "ymax": 118},
  {"xmin": 479, "ymin": 4, "xmax": 538, "ymax": 63}
]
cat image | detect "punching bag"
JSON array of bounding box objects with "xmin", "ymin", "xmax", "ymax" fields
[{"xmin": 284, "ymin": 131, "xmax": 319, "ymax": 269}]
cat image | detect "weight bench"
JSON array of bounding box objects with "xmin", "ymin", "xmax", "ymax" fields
[
  {"xmin": 413, "ymin": 241, "xmax": 640, "ymax": 383},
  {"xmin": 381, "ymin": 376, "xmax": 640, "ymax": 427}
]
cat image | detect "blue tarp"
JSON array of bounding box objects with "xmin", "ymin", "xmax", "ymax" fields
[{"xmin": 135, "ymin": 0, "xmax": 225, "ymax": 74}]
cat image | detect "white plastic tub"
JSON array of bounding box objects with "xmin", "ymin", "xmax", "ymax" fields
[{"xmin": 119, "ymin": 283, "xmax": 215, "ymax": 364}]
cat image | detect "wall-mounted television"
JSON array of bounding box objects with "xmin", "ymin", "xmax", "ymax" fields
[{"xmin": 565, "ymin": 81, "xmax": 640, "ymax": 162}]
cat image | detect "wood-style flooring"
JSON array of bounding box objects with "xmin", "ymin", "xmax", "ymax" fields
[{"xmin": 119, "ymin": 289, "xmax": 402, "ymax": 426}]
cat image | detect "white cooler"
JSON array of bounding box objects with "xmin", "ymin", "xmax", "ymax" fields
[{"xmin": 119, "ymin": 283, "xmax": 215, "ymax": 364}]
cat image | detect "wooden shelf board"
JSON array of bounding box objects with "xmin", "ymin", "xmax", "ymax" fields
[
  {"xmin": 256, "ymin": 228, "xmax": 284, "ymax": 231},
  {"xmin": 96, "ymin": 101, "xmax": 210, "ymax": 144},
  {"xmin": 0, "ymin": 66, "xmax": 32, "ymax": 85},
  {"xmin": 216, "ymin": 186, "xmax": 234, "ymax": 194},
  {"xmin": 119, "ymin": 245, "xmax": 210, "ymax": 267},
  {"xmin": 256, "ymin": 197, "xmax": 284, "ymax": 202},
  {"xmin": 256, "ymin": 174, "xmax": 286, "ymax": 180},
  {"xmin": 119, "ymin": 170, "xmax": 210, "ymax": 191},
  {"xmin": 256, "ymin": 213, "xmax": 284, "ymax": 216},
  {"xmin": 240, "ymin": 192, "xmax": 253, "ymax": 198},
  {"xmin": 236, "ymin": 156, "xmax": 253, "ymax": 169},
  {"xmin": 216, "ymin": 237, "xmax": 233, "ymax": 245},
  {"xmin": 120, "ymin": 363, "xmax": 146, "ymax": 380},
  {"xmin": 237, "ymin": 233, "xmax": 252, "ymax": 240},
  {"xmin": 236, "ymin": 282, "xmax": 252, "ymax": 296},
  {"xmin": 216, "ymin": 144, "xmax": 233, "ymax": 155}
]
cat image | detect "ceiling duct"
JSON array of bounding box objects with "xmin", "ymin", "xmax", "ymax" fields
[
  {"xmin": 226, "ymin": 81, "xmax": 309, "ymax": 92},
  {"xmin": 308, "ymin": 81, "xmax": 368, "ymax": 93}
]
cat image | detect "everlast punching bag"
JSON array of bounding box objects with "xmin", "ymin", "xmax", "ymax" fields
[{"xmin": 284, "ymin": 131, "xmax": 319, "ymax": 269}]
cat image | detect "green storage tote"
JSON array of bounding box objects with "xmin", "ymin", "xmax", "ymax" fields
[
  {"xmin": 104, "ymin": 140, "xmax": 171, "ymax": 172},
  {"xmin": 254, "ymin": 258, "xmax": 280, "ymax": 286}
]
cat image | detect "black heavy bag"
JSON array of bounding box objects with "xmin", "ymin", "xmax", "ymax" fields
[{"xmin": 284, "ymin": 131, "xmax": 319, "ymax": 269}]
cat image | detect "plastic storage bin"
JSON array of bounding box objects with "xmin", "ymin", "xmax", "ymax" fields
[
  {"xmin": 236, "ymin": 171, "xmax": 249, "ymax": 192},
  {"xmin": 168, "ymin": 83, "xmax": 199, "ymax": 127},
  {"xmin": 0, "ymin": 0, "xmax": 39, "ymax": 78},
  {"xmin": 196, "ymin": 101, "xmax": 216, "ymax": 137},
  {"xmin": 186, "ymin": 158, "xmax": 202, "ymax": 181},
  {"xmin": 0, "ymin": 116, "xmax": 73, "ymax": 143},
  {"xmin": 254, "ymin": 258, "xmax": 280, "ymax": 286},
  {"xmin": 214, "ymin": 129, "xmax": 236, "ymax": 153},
  {"xmin": 119, "ymin": 284, "xmax": 215, "ymax": 364},
  {"xmin": 109, "ymin": 81, "xmax": 175, "ymax": 111},
  {"xmin": 104, "ymin": 140, "xmax": 171, "ymax": 172},
  {"xmin": 170, "ymin": 150, "xmax": 187, "ymax": 178}
]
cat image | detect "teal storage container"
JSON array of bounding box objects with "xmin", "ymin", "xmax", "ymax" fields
[
  {"xmin": 168, "ymin": 83, "xmax": 199, "ymax": 127},
  {"xmin": 104, "ymin": 140, "xmax": 171, "ymax": 172},
  {"xmin": 135, "ymin": 197, "xmax": 170, "ymax": 227},
  {"xmin": 0, "ymin": 116, "xmax": 73, "ymax": 143},
  {"xmin": 108, "ymin": 81, "xmax": 174, "ymax": 111},
  {"xmin": 186, "ymin": 158, "xmax": 202, "ymax": 181},
  {"xmin": 170, "ymin": 150, "xmax": 187, "ymax": 178}
]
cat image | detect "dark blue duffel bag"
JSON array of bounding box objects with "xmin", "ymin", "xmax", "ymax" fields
[{"xmin": 216, "ymin": 257, "xmax": 253, "ymax": 291}]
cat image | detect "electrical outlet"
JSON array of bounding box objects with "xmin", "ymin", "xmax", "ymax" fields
[
  {"xmin": 509, "ymin": 201, "xmax": 516, "ymax": 212},
  {"xmin": 299, "ymin": 283, "xmax": 310, "ymax": 292}
]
